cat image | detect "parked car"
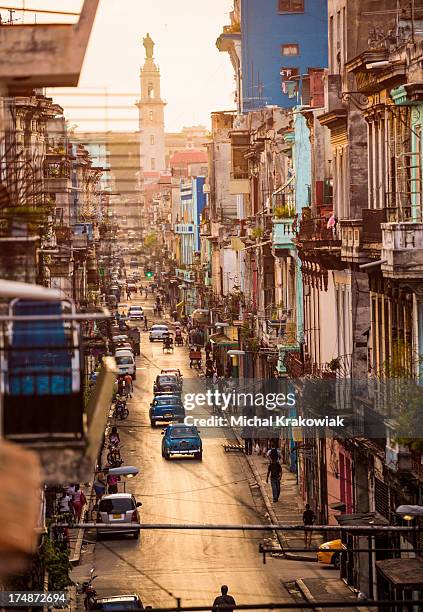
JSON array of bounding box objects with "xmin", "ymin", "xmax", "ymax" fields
[
  {"xmin": 317, "ymin": 539, "xmax": 343, "ymax": 568},
  {"xmin": 161, "ymin": 424, "xmax": 202, "ymax": 460},
  {"xmin": 115, "ymin": 351, "xmax": 136, "ymax": 379},
  {"xmin": 149, "ymin": 324, "xmax": 169, "ymax": 342},
  {"xmin": 150, "ymin": 394, "xmax": 185, "ymax": 426},
  {"xmin": 153, "ymin": 374, "xmax": 181, "ymax": 394},
  {"xmin": 90, "ymin": 595, "xmax": 143, "ymax": 610},
  {"xmin": 128, "ymin": 306, "xmax": 144, "ymax": 321},
  {"xmin": 96, "ymin": 493, "xmax": 142, "ymax": 539}
]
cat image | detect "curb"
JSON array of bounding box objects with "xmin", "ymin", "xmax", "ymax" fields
[
  {"xmin": 295, "ymin": 579, "xmax": 323, "ymax": 611},
  {"xmin": 69, "ymin": 489, "xmax": 94, "ymax": 566},
  {"xmin": 232, "ymin": 430, "xmax": 317, "ymax": 563}
]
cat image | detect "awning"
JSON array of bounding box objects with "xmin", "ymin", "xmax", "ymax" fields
[
  {"xmin": 209, "ymin": 333, "xmax": 238, "ymax": 348},
  {"xmin": 335, "ymin": 512, "xmax": 389, "ymax": 527},
  {"xmin": 376, "ymin": 558, "xmax": 423, "ymax": 586}
]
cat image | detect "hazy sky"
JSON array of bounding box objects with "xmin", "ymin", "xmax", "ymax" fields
[{"xmin": 1, "ymin": 0, "xmax": 235, "ymax": 132}]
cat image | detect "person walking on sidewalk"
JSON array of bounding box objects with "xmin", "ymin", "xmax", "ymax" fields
[
  {"xmin": 93, "ymin": 473, "xmax": 107, "ymax": 506},
  {"xmin": 72, "ymin": 485, "xmax": 87, "ymax": 522},
  {"xmin": 212, "ymin": 585, "xmax": 236, "ymax": 612},
  {"xmin": 242, "ymin": 424, "xmax": 254, "ymax": 455},
  {"xmin": 303, "ymin": 503, "xmax": 316, "ymax": 548},
  {"xmin": 266, "ymin": 459, "xmax": 282, "ymax": 502}
]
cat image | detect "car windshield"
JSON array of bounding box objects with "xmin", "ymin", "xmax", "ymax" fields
[
  {"xmin": 99, "ymin": 498, "xmax": 135, "ymax": 513},
  {"xmin": 155, "ymin": 398, "xmax": 179, "ymax": 405},
  {"xmin": 169, "ymin": 427, "xmax": 198, "ymax": 438},
  {"xmin": 152, "ymin": 326, "xmax": 168, "ymax": 331},
  {"xmin": 158, "ymin": 376, "xmax": 176, "ymax": 384},
  {"xmin": 116, "ymin": 356, "xmax": 133, "ymax": 365}
]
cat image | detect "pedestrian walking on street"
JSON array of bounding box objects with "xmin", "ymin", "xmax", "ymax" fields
[
  {"xmin": 266, "ymin": 443, "xmax": 281, "ymax": 462},
  {"xmin": 266, "ymin": 459, "xmax": 282, "ymax": 502},
  {"xmin": 144, "ymin": 315, "xmax": 148, "ymax": 331},
  {"xmin": 124, "ymin": 373, "xmax": 133, "ymax": 397},
  {"xmin": 212, "ymin": 586, "xmax": 236, "ymax": 612},
  {"xmin": 303, "ymin": 503, "xmax": 316, "ymax": 548},
  {"xmin": 107, "ymin": 473, "xmax": 119, "ymax": 494}
]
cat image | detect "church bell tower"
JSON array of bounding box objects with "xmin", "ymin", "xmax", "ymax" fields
[{"xmin": 138, "ymin": 33, "xmax": 166, "ymax": 174}]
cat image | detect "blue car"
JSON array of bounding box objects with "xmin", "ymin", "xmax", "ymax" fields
[
  {"xmin": 150, "ymin": 394, "xmax": 185, "ymax": 426},
  {"xmin": 161, "ymin": 424, "xmax": 202, "ymax": 460}
]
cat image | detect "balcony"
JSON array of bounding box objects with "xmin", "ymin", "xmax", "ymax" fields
[
  {"xmin": 340, "ymin": 219, "xmax": 365, "ymax": 263},
  {"xmin": 382, "ymin": 222, "xmax": 423, "ymax": 279},
  {"xmin": 272, "ymin": 217, "xmax": 295, "ymax": 252},
  {"xmin": 296, "ymin": 214, "xmax": 341, "ymax": 250},
  {"xmin": 283, "ymin": 350, "xmax": 309, "ymax": 378},
  {"xmin": 0, "ymin": 0, "xmax": 99, "ymax": 94}
]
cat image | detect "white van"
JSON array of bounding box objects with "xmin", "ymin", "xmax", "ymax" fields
[{"xmin": 115, "ymin": 350, "xmax": 136, "ymax": 379}]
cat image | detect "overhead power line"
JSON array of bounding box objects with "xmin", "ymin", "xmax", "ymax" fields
[
  {"xmin": 98, "ymin": 601, "xmax": 423, "ymax": 610},
  {"xmin": 66, "ymin": 522, "xmax": 423, "ymax": 533}
]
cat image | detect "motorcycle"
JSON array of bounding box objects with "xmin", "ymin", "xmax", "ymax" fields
[
  {"xmin": 113, "ymin": 398, "xmax": 129, "ymax": 420},
  {"xmin": 78, "ymin": 568, "xmax": 98, "ymax": 610},
  {"xmin": 107, "ymin": 443, "xmax": 123, "ymax": 467}
]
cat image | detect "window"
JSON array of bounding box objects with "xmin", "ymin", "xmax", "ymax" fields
[
  {"xmin": 278, "ymin": 0, "xmax": 304, "ymax": 13},
  {"xmin": 151, "ymin": 158, "xmax": 155, "ymax": 170},
  {"xmin": 281, "ymin": 66, "xmax": 299, "ymax": 78},
  {"xmin": 329, "ymin": 15, "xmax": 334, "ymax": 72},
  {"xmin": 150, "ymin": 135, "xmax": 155, "ymax": 145},
  {"xmin": 281, "ymin": 43, "xmax": 299, "ymax": 56},
  {"xmin": 149, "ymin": 111, "xmax": 154, "ymax": 121}
]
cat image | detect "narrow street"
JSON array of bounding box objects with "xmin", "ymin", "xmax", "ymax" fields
[{"xmin": 77, "ymin": 291, "xmax": 329, "ymax": 607}]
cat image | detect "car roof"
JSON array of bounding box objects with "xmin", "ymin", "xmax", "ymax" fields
[
  {"xmin": 154, "ymin": 394, "xmax": 180, "ymax": 399},
  {"xmin": 102, "ymin": 493, "xmax": 133, "ymax": 500},
  {"xmin": 151, "ymin": 324, "xmax": 168, "ymax": 329}
]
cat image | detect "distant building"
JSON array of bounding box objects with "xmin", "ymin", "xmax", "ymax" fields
[
  {"xmin": 174, "ymin": 176, "xmax": 206, "ymax": 266},
  {"xmin": 217, "ymin": 0, "xmax": 328, "ymax": 112},
  {"xmin": 165, "ymin": 126, "xmax": 208, "ymax": 166},
  {"xmin": 169, "ymin": 150, "xmax": 208, "ymax": 179},
  {"xmin": 74, "ymin": 130, "xmax": 141, "ymax": 230}
]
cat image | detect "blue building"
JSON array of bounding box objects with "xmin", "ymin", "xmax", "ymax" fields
[
  {"xmin": 174, "ymin": 177, "xmax": 206, "ymax": 266},
  {"xmin": 217, "ymin": 0, "xmax": 327, "ymax": 112}
]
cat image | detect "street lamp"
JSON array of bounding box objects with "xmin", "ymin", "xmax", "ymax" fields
[
  {"xmin": 102, "ymin": 466, "xmax": 139, "ymax": 492},
  {"xmin": 396, "ymin": 505, "xmax": 423, "ymax": 521}
]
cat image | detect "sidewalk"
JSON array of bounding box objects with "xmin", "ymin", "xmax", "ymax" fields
[
  {"xmin": 233, "ymin": 433, "xmax": 321, "ymax": 561},
  {"xmin": 296, "ymin": 578, "xmax": 365, "ymax": 612}
]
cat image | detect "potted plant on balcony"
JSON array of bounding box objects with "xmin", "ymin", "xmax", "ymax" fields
[{"xmin": 274, "ymin": 205, "xmax": 294, "ymax": 219}]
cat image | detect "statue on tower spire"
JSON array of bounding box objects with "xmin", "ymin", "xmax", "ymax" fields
[{"xmin": 143, "ymin": 33, "xmax": 154, "ymax": 59}]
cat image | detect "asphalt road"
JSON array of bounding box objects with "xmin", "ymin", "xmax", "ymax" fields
[{"xmin": 74, "ymin": 290, "xmax": 329, "ymax": 609}]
